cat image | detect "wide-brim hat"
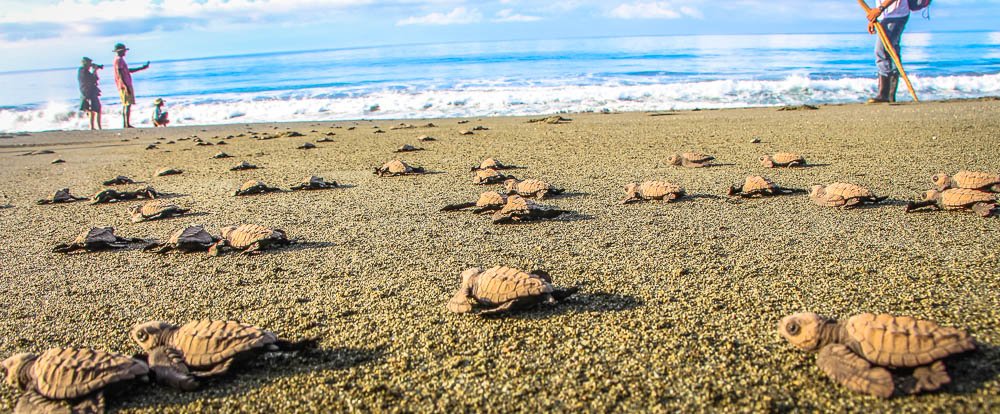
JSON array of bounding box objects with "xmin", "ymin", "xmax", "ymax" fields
[
  {"xmin": 81, "ymin": 57, "xmax": 93, "ymax": 63},
  {"xmin": 154, "ymin": 98, "xmax": 164, "ymax": 105},
  {"xmin": 113, "ymin": 43, "xmax": 129, "ymax": 52}
]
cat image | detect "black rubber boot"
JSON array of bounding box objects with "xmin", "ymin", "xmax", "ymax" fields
[
  {"xmin": 867, "ymin": 75, "xmax": 891, "ymax": 104},
  {"xmin": 887, "ymin": 74, "xmax": 899, "ymax": 103}
]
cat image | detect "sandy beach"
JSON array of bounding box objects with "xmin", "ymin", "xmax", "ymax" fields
[{"xmin": 1, "ymin": 99, "xmax": 998, "ymax": 412}]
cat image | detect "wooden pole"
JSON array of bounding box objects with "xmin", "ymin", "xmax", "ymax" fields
[{"xmin": 858, "ymin": 0, "xmax": 919, "ymax": 102}]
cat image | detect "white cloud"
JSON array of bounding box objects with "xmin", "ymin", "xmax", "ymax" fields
[
  {"xmin": 396, "ymin": 7, "xmax": 483, "ymax": 26},
  {"xmin": 493, "ymin": 9, "xmax": 542, "ymax": 22},
  {"xmin": 608, "ymin": 1, "xmax": 702, "ymax": 20}
]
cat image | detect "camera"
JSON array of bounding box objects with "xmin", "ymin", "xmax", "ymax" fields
[{"xmin": 93, "ymin": 64, "xmax": 104, "ymax": 69}]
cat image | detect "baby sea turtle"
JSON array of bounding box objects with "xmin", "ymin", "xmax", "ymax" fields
[
  {"xmin": 778, "ymin": 312, "xmax": 975, "ymax": 398},
  {"xmin": 155, "ymin": 167, "xmax": 183, "ymax": 177},
  {"xmin": 143, "ymin": 225, "xmax": 219, "ymax": 253},
  {"xmin": 103, "ymin": 176, "xmax": 136, "ymax": 186},
  {"xmin": 527, "ymin": 115, "xmax": 572, "ymax": 124},
  {"xmin": 809, "ymin": 183, "xmax": 886, "ymax": 208},
  {"xmin": 417, "ymin": 135, "xmax": 435, "ymax": 142},
  {"xmin": 212, "ymin": 152, "xmax": 232, "ymax": 159},
  {"xmin": 373, "ymin": 160, "xmax": 425, "ymax": 177},
  {"xmin": 230, "ymin": 161, "xmax": 259, "ymax": 171},
  {"xmin": 473, "ymin": 168, "xmax": 514, "ymax": 185},
  {"xmin": 760, "ymin": 152, "xmax": 806, "ymax": 168},
  {"xmin": 458, "ymin": 130, "xmax": 473, "ymax": 135},
  {"xmin": 36, "ymin": 188, "xmax": 87, "ymax": 205},
  {"xmin": 622, "ymin": 181, "xmax": 685, "ymax": 204},
  {"xmin": 2, "ymin": 348, "xmax": 149, "ymax": 414},
  {"xmin": 932, "ymin": 171, "xmax": 1000, "ymax": 192},
  {"xmin": 504, "ymin": 178, "xmax": 564, "ymax": 199},
  {"xmin": 297, "ymin": 142, "xmax": 316, "ymax": 150},
  {"xmin": 208, "ymin": 224, "xmax": 294, "ymax": 255},
  {"xmin": 727, "ymin": 176, "xmax": 804, "ymax": 198},
  {"xmin": 904, "ymin": 188, "xmax": 997, "ymax": 217},
  {"xmin": 290, "ymin": 175, "xmax": 339, "ymax": 190},
  {"xmin": 395, "ymin": 144, "xmax": 424, "ymax": 153},
  {"xmin": 130, "ymin": 320, "xmax": 291, "ymax": 390},
  {"xmin": 316, "ymin": 137, "xmax": 335, "ymax": 143},
  {"xmin": 53, "ymin": 227, "xmax": 143, "ymax": 253},
  {"xmin": 129, "ymin": 200, "xmax": 191, "ymax": 223},
  {"xmin": 50, "ymin": 158, "xmax": 65, "ymax": 164},
  {"xmin": 447, "ymin": 266, "xmax": 578, "ymax": 315},
  {"xmin": 91, "ymin": 187, "xmax": 159, "ymax": 204},
  {"xmin": 233, "ymin": 180, "xmax": 283, "ymax": 196},
  {"xmin": 441, "ymin": 191, "xmax": 507, "ymax": 214},
  {"xmin": 667, "ymin": 152, "xmax": 715, "ymax": 168},
  {"xmin": 491, "ymin": 195, "xmax": 568, "ymax": 224},
  {"xmin": 471, "ymin": 157, "xmax": 518, "ymax": 171}
]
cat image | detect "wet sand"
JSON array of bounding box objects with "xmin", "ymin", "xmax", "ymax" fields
[{"xmin": 1, "ymin": 99, "xmax": 998, "ymax": 412}]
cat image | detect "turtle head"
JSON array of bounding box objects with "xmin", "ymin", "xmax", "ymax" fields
[
  {"xmin": 778, "ymin": 312, "xmax": 831, "ymax": 352},
  {"xmin": 923, "ymin": 189, "xmax": 942, "ymax": 202},
  {"xmin": 503, "ymin": 178, "xmax": 519, "ymax": 191},
  {"xmin": 131, "ymin": 321, "xmax": 178, "ymax": 351},
  {"xmin": 931, "ymin": 173, "xmax": 950, "ymax": 190},
  {"xmin": 623, "ymin": 183, "xmax": 640, "ymax": 203},
  {"xmin": 759, "ymin": 155, "xmax": 773, "ymax": 167},
  {"xmin": 2, "ymin": 353, "xmax": 37, "ymax": 390},
  {"xmin": 666, "ymin": 154, "xmax": 681, "ymax": 165},
  {"xmin": 219, "ymin": 225, "xmax": 239, "ymax": 240},
  {"xmin": 808, "ymin": 185, "xmax": 824, "ymax": 198},
  {"xmin": 459, "ymin": 267, "xmax": 482, "ymax": 290},
  {"xmin": 127, "ymin": 204, "xmax": 142, "ymax": 214}
]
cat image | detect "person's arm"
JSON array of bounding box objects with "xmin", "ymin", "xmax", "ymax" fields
[
  {"xmin": 129, "ymin": 61, "xmax": 150, "ymax": 73},
  {"xmin": 867, "ymin": 0, "xmax": 900, "ymax": 22}
]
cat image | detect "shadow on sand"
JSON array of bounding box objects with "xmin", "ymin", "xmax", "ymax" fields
[{"xmin": 482, "ymin": 291, "xmax": 643, "ymax": 320}]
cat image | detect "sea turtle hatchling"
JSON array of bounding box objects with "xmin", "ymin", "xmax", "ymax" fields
[
  {"xmin": 208, "ymin": 224, "xmax": 295, "ymax": 255},
  {"xmin": 471, "ymin": 157, "xmax": 519, "ymax": 171},
  {"xmin": 290, "ymin": 175, "xmax": 339, "ymax": 190},
  {"xmin": 932, "ymin": 171, "xmax": 1000, "ymax": 192},
  {"xmin": 904, "ymin": 188, "xmax": 997, "ymax": 217},
  {"xmin": 297, "ymin": 142, "xmax": 316, "ymax": 150},
  {"xmin": 447, "ymin": 266, "xmax": 578, "ymax": 315},
  {"xmin": 622, "ymin": 181, "xmax": 686, "ymax": 203},
  {"xmin": 91, "ymin": 187, "xmax": 160, "ymax": 204},
  {"xmin": 130, "ymin": 320, "xmax": 306, "ymax": 390},
  {"xmin": 103, "ymin": 176, "xmax": 136, "ymax": 186},
  {"xmin": 52, "ymin": 227, "xmax": 143, "ymax": 253},
  {"xmin": 727, "ymin": 176, "xmax": 805, "ymax": 198},
  {"xmin": 155, "ymin": 168, "xmax": 183, "ymax": 177},
  {"xmin": 491, "ymin": 195, "xmax": 568, "ymax": 224},
  {"xmin": 143, "ymin": 225, "xmax": 219, "ymax": 253},
  {"xmin": 778, "ymin": 312, "xmax": 976, "ymax": 398},
  {"xmin": 2, "ymin": 348, "xmax": 149, "ymax": 414},
  {"xmin": 472, "ymin": 168, "xmax": 514, "ymax": 185},
  {"xmin": 504, "ymin": 178, "xmax": 564, "ymax": 199},
  {"xmin": 667, "ymin": 152, "xmax": 715, "ymax": 168},
  {"xmin": 212, "ymin": 152, "xmax": 233, "ymax": 159},
  {"xmin": 760, "ymin": 152, "xmax": 807, "ymax": 168},
  {"xmin": 395, "ymin": 144, "xmax": 424, "ymax": 153},
  {"xmin": 441, "ymin": 191, "xmax": 507, "ymax": 214},
  {"xmin": 233, "ymin": 180, "xmax": 283, "ymax": 196},
  {"xmin": 373, "ymin": 159, "xmax": 425, "ymax": 177},
  {"xmin": 809, "ymin": 183, "xmax": 886, "ymax": 208},
  {"xmin": 36, "ymin": 188, "xmax": 87, "ymax": 205},
  {"xmin": 128, "ymin": 200, "xmax": 191, "ymax": 223},
  {"xmin": 230, "ymin": 161, "xmax": 259, "ymax": 171}
]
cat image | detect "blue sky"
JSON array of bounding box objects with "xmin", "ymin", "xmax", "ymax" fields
[{"xmin": 0, "ymin": 0, "xmax": 997, "ymax": 72}]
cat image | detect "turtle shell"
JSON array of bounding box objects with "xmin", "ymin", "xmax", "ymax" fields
[
  {"xmin": 470, "ymin": 266, "xmax": 553, "ymax": 306},
  {"xmin": 507, "ymin": 179, "xmax": 552, "ymax": 196},
  {"xmin": 74, "ymin": 227, "xmax": 120, "ymax": 245},
  {"xmin": 212, "ymin": 152, "xmax": 232, "ymax": 159},
  {"xmin": 473, "ymin": 169, "xmax": 507, "ymax": 184},
  {"xmin": 934, "ymin": 188, "xmax": 996, "ymax": 209},
  {"xmin": 763, "ymin": 152, "xmax": 805, "ymax": 167},
  {"xmin": 681, "ymin": 152, "xmax": 714, "ymax": 163},
  {"xmin": 134, "ymin": 200, "xmax": 183, "ymax": 218},
  {"xmin": 843, "ymin": 313, "xmax": 975, "ymax": 368},
  {"xmin": 639, "ymin": 181, "xmax": 684, "ymax": 199},
  {"xmin": 741, "ymin": 176, "xmax": 777, "ymax": 193},
  {"xmin": 476, "ymin": 191, "xmax": 506, "ymax": 208},
  {"xmin": 238, "ymin": 180, "xmax": 267, "ymax": 193},
  {"xmin": 811, "ymin": 182, "xmax": 875, "ymax": 207},
  {"xmin": 167, "ymin": 226, "xmax": 215, "ymax": 245},
  {"xmin": 170, "ymin": 320, "xmax": 278, "ymax": 369},
  {"xmin": 379, "ymin": 160, "xmax": 416, "ymax": 175},
  {"xmin": 48, "ymin": 189, "xmax": 76, "ymax": 202},
  {"xmin": 824, "ymin": 183, "xmax": 873, "ymax": 199},
  {"xmin": 222, "ymin": 224, "xmax": 286, "ymax": 250},
  {"xmin": 396, "ymin": 144, "xmax": 420, "ymax": 152},
  {"xmin": 949, "ymin": 171, "xmax": 1000, "ymax": 190},
  {"xmin": 477, "ymin": 158, "xmax": 509, "ymax": 170},
  {"xmin": 29, "ymin": 348, "xmax": 148, "ymax": 400},
  {"xmin": 155, "ymin": 168, "xmax": 182, "ymax": 176}
]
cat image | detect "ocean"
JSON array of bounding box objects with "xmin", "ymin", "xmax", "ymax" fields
[{"xmin": 1, "ymin": 31, "xmax": 999, "ymax": 132}]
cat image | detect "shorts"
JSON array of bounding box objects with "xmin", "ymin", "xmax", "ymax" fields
[
  {"xmin": 119, "ymin": 87, "xmax": 135, "ymax": 106},
  {"xmin": 80, "ymin": 94, "xmax": 101, "ymax": 112}
]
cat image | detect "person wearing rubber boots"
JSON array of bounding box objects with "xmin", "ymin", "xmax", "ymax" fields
[{"xmin": 866, "ymin": 0, "xmax": 910, "ymax": 103}]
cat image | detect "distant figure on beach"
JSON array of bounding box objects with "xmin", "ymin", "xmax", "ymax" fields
[
  {"xmin": 77, "ymin": 57, "xmax": 102, "ymax": 130},
  {"xmin": 152, "ymin": 98, "xmax": 169, "ymax": 127},
  {"xmin": 866, "ymin": 0, "xmax": 910, "ymax": 103},
  {"xmin": 112, "ymin": 42, "xmax": 150, "ymax": 128}
]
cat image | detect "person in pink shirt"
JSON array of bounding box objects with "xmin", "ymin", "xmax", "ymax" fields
[{"xmin": 112, "ymin": 43, "xmax": 150, "ymax": 128}]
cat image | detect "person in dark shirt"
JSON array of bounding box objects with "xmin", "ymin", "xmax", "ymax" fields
[{"xmin": 78, "ymin": 57, "xmax": 102, "ymax": 130}]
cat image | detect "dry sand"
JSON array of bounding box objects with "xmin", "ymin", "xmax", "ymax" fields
[{"xmin": 0, "ymin": 100, "xmax": 998, "ymax": 412}]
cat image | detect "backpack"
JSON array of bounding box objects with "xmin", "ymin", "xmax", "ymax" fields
[{"xmin": 908, "ymin": 0, "xmax": 931, "ymax": 11}]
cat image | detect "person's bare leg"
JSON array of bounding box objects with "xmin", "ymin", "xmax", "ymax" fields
[
  {"xmin": 123, "ymin": 105, "xmax": 133, "ymax": 128},
  {"xmin": 88, "ymin": 111, "xmax": 96, "ymax": 130},
  {"xmin": 96, "ymin": 110, "xmax": 102, "ymax": 130}
]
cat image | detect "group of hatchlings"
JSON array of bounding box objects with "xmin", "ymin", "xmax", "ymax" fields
[{"xmin": 14, "ymin": 135, "xmax": 994, "ymax": 412}]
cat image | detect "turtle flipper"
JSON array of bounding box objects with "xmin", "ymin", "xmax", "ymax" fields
[
  {"xmin": 477, "ymin": 299, "xmax": 518, "ymax": 315},
  {"xmin": 816, "ymin": 344, "xmax": 894, "ymax": 398},
  {"xmin": 207, "ymin": 240, "xmax": 228, "ymax": 256},
  {"xmin": 191, "ymin": 358, "xmax": 234, "ymax": 378},
  {"xmin": 896, "ymin": 360, "xmax": 951, "ymax": 395},
  {"xmin": 447, "ymin": 289, "xmax": 473, "ymax": 313},
  {"xmin": 440, "ymin": 202, "xmax": 475, "ymax": 212},
  {"xmin": 16, "ymin": 389, "xmax": 102, "ymax": 414},
  {"xmin": 52, "ymin": 243, "xmax": 79, "ymax": 253},
  {"xmin": 551, "ymin": 286, "xmax": 579, "ymax": 301},
  {"xmin": 904, "ymin": 200, "xmax": 937, "ymax": 213},
  {"xmin": 971, "ymin": 202, "xmax": 995, "ymax": 217},
  {"xmin": 148, "ymin": 347, "xmax": 198, "ymax": 391}
]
